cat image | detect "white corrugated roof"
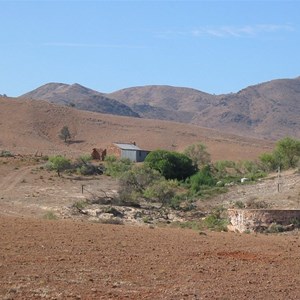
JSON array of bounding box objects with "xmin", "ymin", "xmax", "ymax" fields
[{"xmin": 113, "ymin": 143, "xmax": 141, "ymax": 151}]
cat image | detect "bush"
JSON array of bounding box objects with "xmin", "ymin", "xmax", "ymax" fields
[
  {"xmin": 78, "ymin": 164, "xmax": 104, "ymax": 175},
  {"xmin": 145, "ymin": 150, "xmax": 196, "ymax": 180},
  {"xmin": 0, "ymin": 150, "xmax": 14, "ymax": 157},
  {"xmin": 188, "ymin": 165, "xmax": 216, "ymax": 193},
  {"xmin": 104, "ymin": 156, "xmax": 133, "ymax": 177},
  {"xmin": 184, "ymin": 142, "xmax": 211, "ymax": 169},
  {"xmin": 203, "ymin": 208, "xmax": 228, "ymax": 231},
  {"xmin": 260, "ymin": 137, "xmax": 300, "ymax": 171},
  {"xmin": 233, "ymin": 200, "xmax": 245, "ymax": 208},
  {"xmin": 144, "ymin": 179, "xmax": 177, "ymax": 207},
  {"xmin": 47, "ymin": 155, "xmax": 71, "ymax": 176},
  {"xmin": 118, "ymin": 165, "xmax": 163, "ymax": 205},
  {"xmin": 43, "ymin": 211, "xmax": 58, "ymax": 220}
]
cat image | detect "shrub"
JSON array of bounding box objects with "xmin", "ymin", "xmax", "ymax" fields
[
  {"xmin": 203, "ymin": 207, "xmax": 228, "ymax": 231},
  {"xmin": 118, "ymin": 165, "xmax": 163, "ymax": 205},
  {"xmin": 189, "ymin": 165, "xmax": 216, "ymax": 193},
  {"xmin": 266, "ymin": 223, "xmax": 285, "ymax": 233},
  {"xmin": 260, "ymin": 137, "xmax": 300, "ymax": 170},
  {"xmin": 104, "ymin": 156, "xmax": 133, "ymax": 177},
  {"xmin": 144, "ymin": 179, "xmax": 177, "ymax": 207},
  {"xmin": 72, "ymin": 200, "xmax": 88, "ymax": 210},
  {"xmin": 184, "ymin": 142, "xmax": 211, "ymax": 169},
  {"xmin": 145, "ymin": 150, "xmax": 196, "ymax": 180},
  {"xmin": 233, "ymin": 200, "xmax": 245, "ymax": 208},
  {"xmin": 43, "ymin": 211, "xmax": 58, "ymax": 220},
  {"xmin": 0, "ymin": 150, "xmax": 14, "ymax": 157},
  {"xmin": 47, "ymin": 155, "xmax": 71, "ymax": 176},
  {"xmin": 78, "ymin": 164, "xmax": 104, "ymax": 175},
  {"xmin": 203, "ymin": 213, "xmax": 228, "ymax": 231},
  {"xmin": 213, "ymin": 160, "xmax": 237, "ymax": 179}
]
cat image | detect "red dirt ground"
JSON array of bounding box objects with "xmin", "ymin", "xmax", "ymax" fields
[{"xmin": 1, "ymin": 215, "xmax": 300, "ymax": 300}]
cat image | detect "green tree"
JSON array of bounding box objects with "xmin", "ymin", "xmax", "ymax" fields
[
  {"xmin": 145, "ymin": 150, "xmax": 196, "ymax": 180},
  {"xmin": 184, "ymin": 142, "xmax": 211, "ymax": 169},
  {"xmin": 259, "ymin": 153, "xmax": 279, "ymax": 171},
  {"xmin": 274, "ymin": 137, "xmax": 300, "ymax": 169},
  {"xmin": 259, "ymin": 137, "xmax": 300, "ymax": 170},
  {"xmin": 59, "ymin": 126, "xmax": 71, "ymax": 143},
  {"xmin": 48, "ymin": 155, "xmax": 71, "ymax": 176}
]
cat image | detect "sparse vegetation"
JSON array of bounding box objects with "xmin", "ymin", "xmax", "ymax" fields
[
  {"xmin": 184, "ymin": 142, "xmax": 211, "ymax": 169},
  {"xmin": 72, "ymin": 200, "xmax": 88, "ymax": 211},
  {"xmin": 43, "ymin": 211, "xmax": 58, "ymax": 220},
  {"xmin": 203, "ymin": 207, "xmax": 228, "ymax": 231},
  {"xmin": 104, "ymin": 156, "xmax": 133, "ymax": 177},
  {"xmin": 0, "ymin": 150, "xmax": 14, "ymax": 157}
]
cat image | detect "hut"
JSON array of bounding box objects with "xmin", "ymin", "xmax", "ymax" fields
[{"xmin": 106, "ymin": 142, "xmax": 150, "ymax": 162}]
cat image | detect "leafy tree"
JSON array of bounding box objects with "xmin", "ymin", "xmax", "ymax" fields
[
  {"xmin": 274, "ymin": 137, "xmax": 300, "ymax": 169},
  {"xmin": 145, "ymin": 150, "xmax": 196, "ymax": 180},
  {"xmin": 259, "ymin": 153, "xmax": 279, "ymax": 171},
  {"xmin": 184, "ymin": 142, "xmax": 211, "ymax": 169},
  {"xmin": 59, "ymin": 126, "xmax": 71, "ymax": 143},
  {"xmin": 260, "ymin": 137, "xmax": 300, "ymax": 170},
  {"xmin": 47, "ymin": 155, "xmax": 71, "ymax": 176}
]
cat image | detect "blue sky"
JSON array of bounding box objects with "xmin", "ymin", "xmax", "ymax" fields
[{"xmin": 1, "ymin": 0, "xmax": 300, "ymax": 96}]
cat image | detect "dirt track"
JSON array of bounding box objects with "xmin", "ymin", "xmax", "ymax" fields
[{"xmin": 1, "ymin": 216, "xmax": 300, "ymax": 300}]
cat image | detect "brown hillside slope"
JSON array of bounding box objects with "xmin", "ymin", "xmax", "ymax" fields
[
  {"xmin": 20, "ymin": 82, "xmax": 139, "ymax": 118},
  {"xmin": 0, "ymin": 97, "xmax": 272, "ymax": 161},
  {"xmin": 192, "ymin": 77, "xmax": 300, "ymax": 139},
  {"xmin": 108, "ymin": 78, "xmax": 300, "ymax": 140}
]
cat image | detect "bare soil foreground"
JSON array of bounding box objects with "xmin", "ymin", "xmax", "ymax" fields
[
  {"xmin": 1, "ymin": 215, "xmax": 300, "ymax": 300},
  {"xmin": 1, "ymin": 157, "xmax": 300, "ymax": 299}
]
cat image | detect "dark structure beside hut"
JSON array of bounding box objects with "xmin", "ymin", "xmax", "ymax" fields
[{"xmin": 91, "ymin": 148, "xmax": 107, "ymax": 161}]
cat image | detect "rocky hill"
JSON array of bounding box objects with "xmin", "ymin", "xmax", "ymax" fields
[
  {"xmin": 19, "ymin": 77, "xmax": 300, "ymax": 140},
  {"xmin": 20, "ymin": 83, "xmax": 139, "ymax": 118},
  {"xmin": 108, "ymin": 78, "xmax": 300, "ymax": 140}
]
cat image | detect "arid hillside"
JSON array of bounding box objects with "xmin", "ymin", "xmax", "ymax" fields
[
  {"xmin": 20, "ymin": 76, "xmax": 300, "ymax": 140},
  {"xmin": 20, "ymin": 83, "xmax": 139, "ymax": 118},
  {"xmin": 0, "ymin": 97, "xmax": 272, "ymax": 161},
  {"xmin": 108, "ymin": 78, "xmax": 300, "ymax": 140}
]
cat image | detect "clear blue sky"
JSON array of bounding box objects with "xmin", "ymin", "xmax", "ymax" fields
[{"xmin": 1, "ymin": 0, "xmax": 300, "ymax": 96}]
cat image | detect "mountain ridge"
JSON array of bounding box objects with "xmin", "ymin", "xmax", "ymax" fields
[
  {"xmin": 18, "ymin": 76, "xmax": 300, "ymax": 140},
  {"xmin": 20, "ymin": 83, "xmax": 139, "ymax": 118}
]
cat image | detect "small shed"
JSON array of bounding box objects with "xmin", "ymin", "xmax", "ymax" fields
[
  {"xmin": 107, "ymin": 142, "xmax": 150, "ymax": 162},
  {"xmin": 91, "ymin": 148, "xmax": 107, "ymax": 161}
]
